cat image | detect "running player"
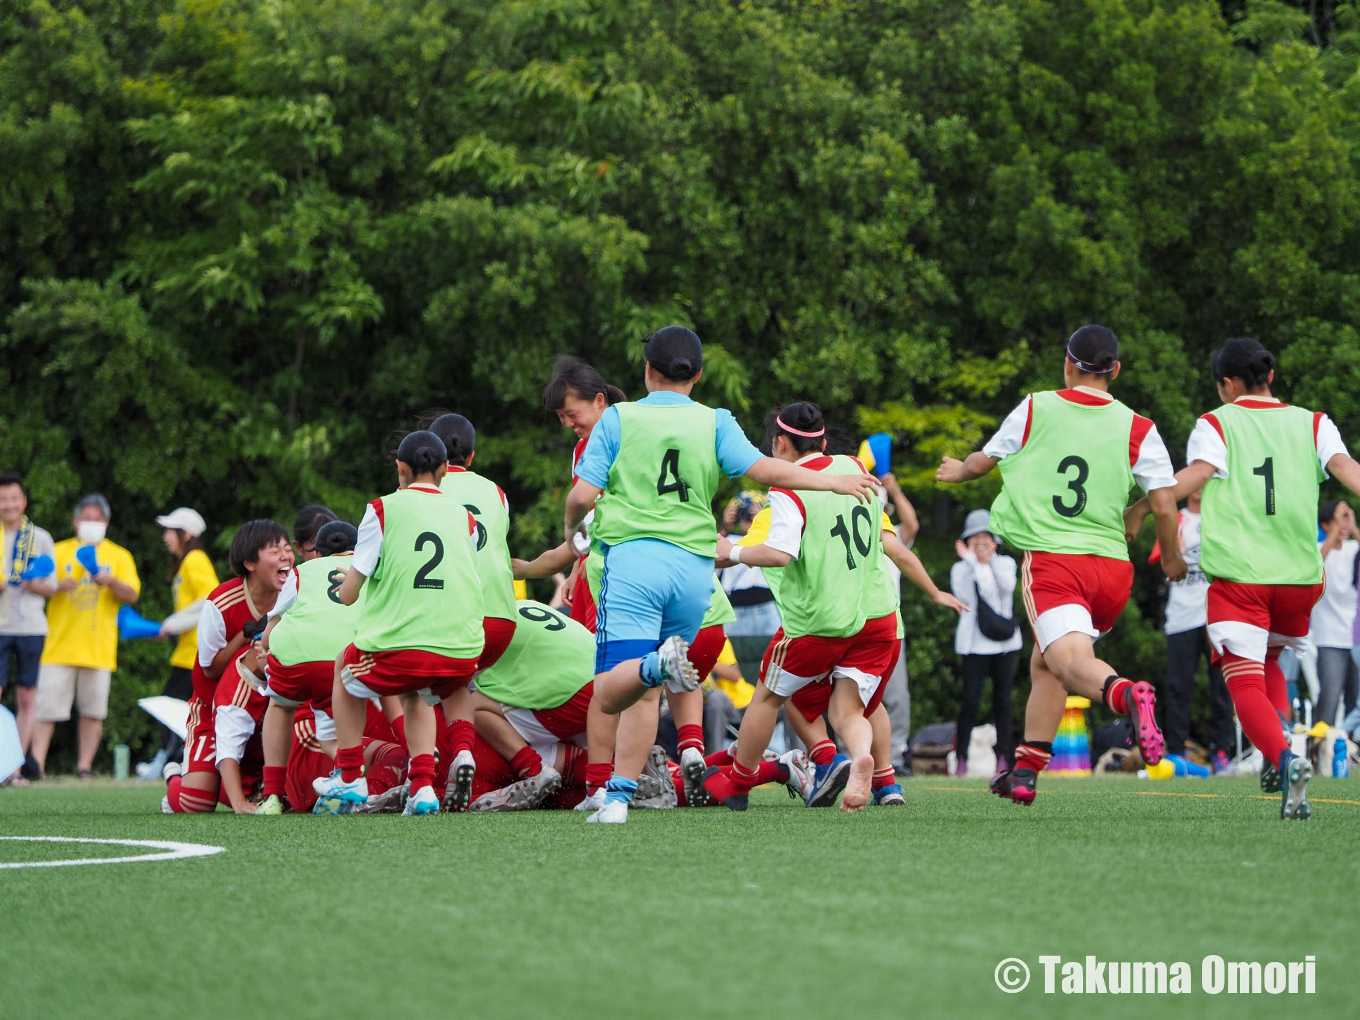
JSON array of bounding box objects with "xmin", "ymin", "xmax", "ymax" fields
[
  {"xmin": 255, "ymin": 520, "xmax": 361, "ymax": 815},
  {"xmin": 429, "ymin": 413, "xmax": 518, "ymax": 673},
  {"xmin": 701, "ymin": 403, "xmax": 902, "ymax": 813},
  {"xmin": 165, "ymin": 522, "xmax": 292, "ymax": 813},
  {"xmin": 1124, "ymin": 338, "xmax": 1360, "ymax": 819},
  {"xmin": 570, "ymin": 329, "xmax": 878, "ymax": 823},
  {"xmin": 937, "ymin": 325, "xmax": 1185, "ymax": 806},
  {"xmin": 312, "ymin": 430, "xmax": 485, "ymax": 816}
]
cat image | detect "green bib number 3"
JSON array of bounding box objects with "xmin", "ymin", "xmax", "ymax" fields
[{"xmin": 1052, "ymin": 455, "xmax": 1089, "ymax": 518}]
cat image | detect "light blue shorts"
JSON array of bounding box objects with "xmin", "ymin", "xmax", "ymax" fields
[{"xmin": 595, "ymin": 538, "xmax": 713, "ymax": 672}]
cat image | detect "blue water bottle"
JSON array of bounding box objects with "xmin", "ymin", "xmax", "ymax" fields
[{"xmin": 1334, "ymin": 737, "xmax": 1350, "ymax": 779}]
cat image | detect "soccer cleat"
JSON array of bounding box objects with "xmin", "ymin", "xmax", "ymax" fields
[
  {"xmin": 163, "ymin": 760, "xmax": 183, "ymax": 783},
  {"xmin": 160, "ymin": 795, "xmax": 173, "ymax": 814},
  {"xmin": 1123, "ymin": 680, "xmax": 1164, "ymax": 766},
  {"xmin": 441, "ymin": 749, "xmax": 476, "ymax": 813},
  {"xmin": 990, "ymin": 767, "xmax": 1037, "ymax": 806},
  {"xmin": 701, "ymin": 765, "xmax": 748, "ymax": 811},
  {"xmin": 574, "ymin": 787, "xmax": 607, "ymax": 812},
  {"xmin": 312, "ymin": 770, "xmax": 369, "ymax": 807},
  {"xmin": 873, "ymin": 783, "xmax": 906, "ymax": 806},
  {"xmin": 585, "ymin": 798, "xmax": 629, "ymax": 823},
  {"xmin": 403, "ymin": 785, "xmax": 441, "ymax": 816},
  {"xmin": 363, "ymin": 781, "xmax": 410, "ymax": 814},
  {"xmin": 470, "ymin": 767, "xmax": 563, "ymax": 812},
  {"xmin": 679, "ymin": 746, "xmax": 706, "ymax": 806},
  {"xmin": 657, "ymin": 634, "xmax": 701, "ymax": 693},
  {"xmin": 634, "ymin": 748, "xmax": 677, "ymax": 810},
  {"xmin": 1259, "ymin": 760, "xmax": 1282, "ymax": 793},
  {"xmin": 254, "ymin": 794, "xmax": 283, "ymax": 816},
  {"xmin": 806, "ymin": 753, "xmax": 851, "ymax": 808},
  {"xmin": 778, "ymin": 749, "xmax": 814, "ymax": 802},
  {"xmin": 1280, "ymin": 752, "xmax": 1312, "ymax": 821}
]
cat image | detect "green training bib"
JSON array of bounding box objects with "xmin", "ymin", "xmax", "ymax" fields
[
  {"xmin": 440, "ymin": 468, "xmax": 516, "ymax": 621},
  {"xmin": 474, "ymin": 601, "xmax": 594, "ymax": 710},
  {"xmin": 270, "ymin": 554, "xmax": 360, "ymax": 666}
]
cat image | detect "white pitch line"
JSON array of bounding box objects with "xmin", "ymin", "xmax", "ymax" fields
[{"xmin": 0, "ymin": 836, "xmax": 226, "ymax": 869}]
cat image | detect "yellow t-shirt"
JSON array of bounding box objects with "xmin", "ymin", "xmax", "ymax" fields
[
  {"xmin": 709, "ymin": 638, "xmax": 755, "ymax": 710},
  {"xmin": 43, "ymin": 538, "xmax": 142, "ymax": 671},
  {"xmin": 169, "ymin": 548, "xmax": 220, "ymax": 670}
]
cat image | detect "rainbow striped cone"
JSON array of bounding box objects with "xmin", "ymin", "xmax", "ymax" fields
[{"xmin": 1047, "ymin": 696, "xmax": 1092, "ymax": 776}]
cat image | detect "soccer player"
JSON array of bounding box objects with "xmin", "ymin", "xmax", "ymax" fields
[
  {"xmin": 165, "ymin": 522, "xmax": 292, "ymax": 813},
  {"xmin": 213, "ymin": 640, "xmax": 269, "ymax": 814},
  {"xmin": 569, "ymin": 330, "xmax": 878, "ymax": 823},
  {"xmin": 254, "ymin": 520, "xmax": 362, "ymax": 815},
  {"xmin": 937, "ymin": 325, "xmax": 1185, "ymax": 806},
  {"xmin": 700, "ymin": 403, "xmax": 904, "ymax": 813},
  {"xmin": 429, "ymin": 413, "xmax": 518, "ymax": 673},
  {"xmin": 1124, "ymin": 338, "xmax": 1360, "ymax": 820},
  {"xmin": 312, "ymin": 431, "xmax": 484, "ymax": 816}
]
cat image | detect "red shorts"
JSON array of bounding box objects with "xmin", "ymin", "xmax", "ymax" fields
[
  {"xmin": 569, "ymin": 557, "xmax": 598, "ymax": 633},
  {"xmin": 789, "ymin": 634, "xmax": 901, "ymax": 723},
  {"xmin": 532, "ymin": 681, "xmax": 594, "ymax": 741},
  {"xmin": 1020, "ymin": 551, "xmax": 1134, "ymax": 651},
  {"xmin": 762, "ymin": 613, "xmax": 899, "ymax": 704},
  {"xmin": 479, "ymin": 617, "xmax": 517, "ymax": 672},
  {"xmin": 1206, "ymin": 578, "xmax": 1325, "ymax": 662},
  {"xmin": 184, "ymin": 696, "xmax": 218, "ymax": 775},
  {"xmin": 688, "ymin": 624, "xmax": 727, "ymax": 680},
  {"xmin": 265, "ymin": 654, "xmax": 335, "ymax": 713},
  {"xmin": 340, "ymin": 643, "xmax": 478, "ymax": 701}
]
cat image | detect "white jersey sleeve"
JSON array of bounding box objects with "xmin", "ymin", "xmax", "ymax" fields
[
  {"xmin": 1132, "ymin": 424, "xmax": 1176, "ymax": 493},
  {"xmin": 982, "ymin": 396, "xmax": 1032, "ymax": 460},
  {"xmin": 214, "ymin": 704, "xmax": 255, "ymax": 765},
  {"xmin": 352, "ymin": 503, "xmax": 383, "ymax": 577},
  {"xmin": 764, "ymin": 490, "xmax": 806, "ymax": 559},
  {"xmin": 196, "ymin": 600, "xmax": 227, "ymax": 669},
  {"xmin": 1186, "ymin": 417, "xmax": 1230, "ymax": 479},
  {"xmin": 1317, "ymin": 415, "xmax": 1347, "ymax": 475}
]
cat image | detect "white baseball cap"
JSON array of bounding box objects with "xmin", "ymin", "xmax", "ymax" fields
[{"xmin": 155, "ymin": 507, "xmax": 207, "ymax": 537}]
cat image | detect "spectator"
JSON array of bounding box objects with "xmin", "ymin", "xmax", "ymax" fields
[
  {"xmin": 30, "ymin": 494, "xmax": 141, "ymax": 778},
  {"xmin": 1156, "ymin": 490, "xmax": 1234, "ymax": 771},
  {"xmin": 717, "ymin": 490, "xmax": 780, "ymax": 685},
  {"xmin": 949, "ymin": 509, "xmax": 1022, "ymax": 775},
  {"xmin": 135, "ymin": 507, "xmax": 219, "ymax": 778},
  {"xmin": 0, "ymin": 473, "xmax": 57, "ymax": 784},
  {"xmin": 291, "ymin": 504, "xmax": 337, "ymax": 563},
  {"xmin": 1311, "ymin": 500, "xmax": 1359, "ymax": 727}
]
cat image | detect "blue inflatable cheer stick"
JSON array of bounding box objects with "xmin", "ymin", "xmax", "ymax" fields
[
  {"xmin": 75, "ymin": 544, "xmax": 101, "ymax": 576},
  {"xmin": 117, "ymin": 605, "xmax": 163, "ymax": 641}
]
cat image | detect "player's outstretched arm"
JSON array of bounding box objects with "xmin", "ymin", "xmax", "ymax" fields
[
  {"xmin": 564, "ymin": 479, "xmax": 603, "ymax": 540},
  {"xmin": 219, "ymin": 759, "xmax": 254, "ymax": 814},
  {"xmin": 513, "ymin": 539, "xmax": 578, "ymax": 580},
  {"xmin": 1327, "ymin": 453, "xmax": 1360, "ymax": 500},
  {"xmin": 1148, "ymin": 487, "xmax": 1187, "ymax": 582},
  {"xmin": 882, "ymin": 532, "xmax": 967, "ymax": 614},
  {"xmin": 1124, "ymin": 461, "xmax": 1217, "ymax": 541},
  {"xmin": 715, "ymin": 533, "xmax": 791, "ymax": 570},
  {"xmin": 744, "ymin": 457, "xmax": 878, "ymax": 504},
  {"xmin": 936, "ymin": 452, "xmax": 999, "ymax": 484}
]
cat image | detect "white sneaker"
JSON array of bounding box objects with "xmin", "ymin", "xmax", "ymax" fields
[
  {"xmin": 778, "ymin": 748, "xmax": 814, "ymax": 802},
  {"xmin": 470, "ymin": 767, "xmax": 562, "ymax": 812},
  {"xmin": 403, "ymin": 785, "xmax": 441, "ymax": 816},
  {"xmin": 312, "ymin": 770, "xmax": 369, "ymax": 806},
  {"xmin": 441, "ymin": 749, "xmax": 476, "ymax": 812},
  {"xmin": 160, "ymin": 795, "xmax": 173, "ymax": 814},
  {"xmin": 657, "ymin": 635, "xmax": 701, "ymax": 693},
  {"xmin": 585, "ymin": 797, "xmax": 629, "ymax": 823},
  {"xmin": 163, "ymin": 760, "xmax": 183, "ymax": 783},
  {"xmin": 679, "ymin": 746, "xmax": 706, "ymax": 806},
  {"xmin": 573, "ymin": 787, "xmax": 607, "ymax": 812},
  {"xmin": 363, "ymin": 782, "xmax": 410, "ymax": 814}
]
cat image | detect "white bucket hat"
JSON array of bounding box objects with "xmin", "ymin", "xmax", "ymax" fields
[{"xmin": 155, "ymin": 507, "xmax": 207, "ymax": 537}]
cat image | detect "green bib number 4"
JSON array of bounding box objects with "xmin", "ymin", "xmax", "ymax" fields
[{"xmin": 657, "ymin": 448, "xmax": 691, "ymax": 502}]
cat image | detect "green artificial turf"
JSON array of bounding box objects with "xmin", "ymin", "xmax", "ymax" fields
[{"xmin": 2, "ymin": 776, "xmax": 1357, "ymax": 1020}]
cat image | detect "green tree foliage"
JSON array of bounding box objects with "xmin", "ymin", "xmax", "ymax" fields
[{"xmin": 3, "ymin": 0, "xmax": 1359, "ymax": 763}]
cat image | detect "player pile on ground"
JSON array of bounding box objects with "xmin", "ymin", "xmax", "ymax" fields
[{"xmin": 161, "ymin": 327, "xmax": 1355, "ymax": 822}]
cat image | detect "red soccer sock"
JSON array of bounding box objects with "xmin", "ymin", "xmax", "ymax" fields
[
  {"xmin": 366, "ymin": 741, "xmax": 407, "ymax": 796},
  {"xmin": 1102, "ymin": 676, "xmax": 1133, "ymax": 716},
  {"xmin": 730, "ymin": 759, "xmax": 762, "ymax": 793},
  {"xmin": 262, "ymin": 766, "xmax": 286, "ymax": 798},
  {"xmin": 448, "ymin": 720, "xmax": 475, "ymax": 758},
  {"xmin": 585, "ymin": 762, "xmax": 612, "ymax": 795},
  {"xmin": 1222, "ymin": 653, "xmax": 1288, "ymax": 764},
  {"xmin": 510, "ymin": 746, "xmax": 543, "ymax": 779},
  {"xmin": 1264, "ymin": 648, "xmax": 1290, "ymax": 715},
  {"xmin": 408, "ymin": 752, "xmax": 436, "ymax": 795},
  {"xmin": 677, "ymin": 724, "xmax": 705, "ymax": 756},
  {"xmin": 872, "ymin": 766, "xmax": 896, "ymax": 790},
  {"xmin": 336, "ymin": 744, "xmax": 366, "ymax": 784},
  {"xmin": 1014, "ymin": 741, "xmax": 1053, "ymax": 774},
  {"xmin": 809, "ymin": 740, "xmax": 836, "ymax": 768},
  {"xmin": 704, "ymin": 747, "xmax": 734, "ymax": 767}
]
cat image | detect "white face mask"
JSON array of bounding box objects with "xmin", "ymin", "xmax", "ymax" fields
[{"xmin": 76, "ymin": 521, "xmax": 107, "ymax": 545}]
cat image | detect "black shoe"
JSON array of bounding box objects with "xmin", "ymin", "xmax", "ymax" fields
[
  {"xmin": 19, "ymin": 753, "xmax": 41, "ymax": 781},
  {"xmin": 1259, "ymin": 760, "xmax": 1282, "ymax": 793},
  {"xmin": 989, "ymin": 767, "xmax": 1037, "ymax": 806},
  {"xmin": 701, "ymin": 766, "xmax": 748, "ymax": 811}
]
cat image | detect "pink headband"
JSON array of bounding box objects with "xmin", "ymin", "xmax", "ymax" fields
[{"xmin": 777, "ymin": 415, "xmax": 825, "ymax": 438}]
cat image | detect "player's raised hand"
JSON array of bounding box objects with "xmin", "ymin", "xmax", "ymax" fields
[
  {"xmin": 828, "ymin": 473, "xmax": 881, "ymax": 504},
  {"xmin": 936, "ymin": 456, "xmax": 968, "ymax": 484}
]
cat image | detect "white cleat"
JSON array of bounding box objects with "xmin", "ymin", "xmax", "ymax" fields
[
  {"xmin": 585, "ymin": 797, "xmax": 629, "ymax": 823},
  {"xmin": 160, "ymin": 795, "xmax": 173, "ymax": 814},
  {"xmin": 470, "ymin": 767, "xmax": 563, "ymax": 812},
  {"xmin": 363, "ymin": 781, "xmax": 410, "ymax": 814},
  {"xmin": 658, "ymin": 635, "xmax": 701, "ymax": 693},
  {"xmin": 163, "ymin": 760, "xmax": 183, "ymax": 783},
  {"xmin": 778, "ymin": 748, "xmax": 814, "ymax": 802},
  {"xmin": 574, "ymin": 787, "xmax": 607, "ymax": 812},
  {"xmin": 403, "ymin": 785, "xmax": 441, "ymax": 816},
  {"xmin": 312, "ymin": 770, "xmax": 369, "ymax": 807},
  {"xmin": 441, "ymin": 749, "xmax": 476, "ymax": 813},
  {"xmin": 679, "ymin": 747, "xmax": 706, "ymax": 806},
  {"xmin": 635, "ymin": 747, "xmax": 677, "ymax": 809}
]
